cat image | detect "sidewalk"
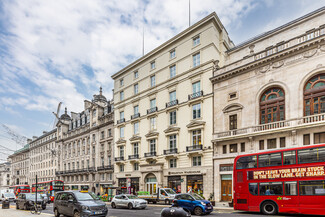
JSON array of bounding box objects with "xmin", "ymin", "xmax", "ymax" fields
[{"xmin": 0, "ymin": 208, "xmax": 51, "ymax": 217}]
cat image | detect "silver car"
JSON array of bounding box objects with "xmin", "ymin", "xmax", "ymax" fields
[{"xmin": 111, "ymin": 194, "xmax": 147, "ymax": 209}]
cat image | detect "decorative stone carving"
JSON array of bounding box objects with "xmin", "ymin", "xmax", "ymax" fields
[
  {"xmin": 303, "ymin": 48, "xmax": 317, "ymax": 58},
  {"xmin": 272, "ymin": 60, "xmax": 284, "ymax": 69},
  {"xmin": 259, "ymin": 64, "xmax": 271, "ymax": 73},
  {"xmin": 320, "ymin": 45, "xmax": 325, "ymax": 52},
  {"xmin": 213, "ymin": 60, "xmax": 220, "ymax": 71}
]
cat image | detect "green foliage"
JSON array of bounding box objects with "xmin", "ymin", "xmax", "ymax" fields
[{"xmin": 137, "ymin": 191, "xmax": 150, "ymax": 195}]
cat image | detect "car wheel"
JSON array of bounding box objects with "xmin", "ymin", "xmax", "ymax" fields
[
  {"xmin": 111, "ymin": 202, "xmax": 116, "ymax": 208},
  {"xmin": 194, "ymin": 206, "xmax": 203, "ymax": 216},
  {"xmin": 54, "ymin": 208, "xmax": 60, "ymax": 217},
  {"xmin": 165, "ymin": 199, "xmax": 170, "ymax": 205},
  {"xmin": 261, "ymin": 201, "xmax": 277, "ymax": 215},
  {"xmin": 42, "ymin": 205, "xmax": 46, "ymax": 210},
  {"xmin": 16, "ymin": 203, "xmax": 19, "ymax": 209},
  {"xmin": 128, "ymin": 203, "xmax": 133, "ymax": 209},
  {"xmin": 74, "ymin": 211, "xmax": 81, "ymax": 217}
]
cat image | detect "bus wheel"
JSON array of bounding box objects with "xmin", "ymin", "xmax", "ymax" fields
[{"xmin": 261, "ymin": 201, "xmax": 277, "ymax": 215}]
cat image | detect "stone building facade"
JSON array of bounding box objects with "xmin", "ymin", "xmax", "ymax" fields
[
  {"xmin": 8, "ymin": 144, "xmax": 30, "ymax": 185},
  {"xmin": 211, "ymin": 7, "xmax": 325, "ymax": 202},
  {"xmin": 111, "ymin": 13, "xmax": 233, "ymax": 199},
  {"xmin": 55, "ymin": 88, "xmax": 114, "ymax": 194},
  {"xmin": 0, "ymin": 162, "xmax": 11, "ymax": 190}
]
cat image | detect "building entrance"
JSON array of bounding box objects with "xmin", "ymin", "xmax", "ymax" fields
[
  {"xmin": 145, "ymin": 174, "xmax": 157, "ymax": 194},
  {"xmin": 221, "ymin": 175, "xmax": 232, "ymax": 201}
]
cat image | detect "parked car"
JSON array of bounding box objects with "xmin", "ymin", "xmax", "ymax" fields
[
  {"xmin": 172, "ymin": 193, "xmax": 213, "ymax": 215},
  {"xmin": 111, "ymin": 194, "xmax": 147, "ymax": 209},
  {"xmin": 16, "ymin": 193, "xmax": 47, "ymax": 210},
  {"xmin": 53, "ymin": 191, "xmax": 108, "ymax": 217},
  {"xmin": 0, "ymin": 192, "xmax": 16, "ymax": 203}
]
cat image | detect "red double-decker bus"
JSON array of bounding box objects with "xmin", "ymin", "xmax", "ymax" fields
[
  {"xmin": 234, "ymin": 144, "xmax": 325, "ymax": 215},
  {"xmin": 32, "ymin": 180, "xmax": 64, "ymax": 202},
  {"xmin": 9, "ymin": 185, "xmax": 30, "ymax": 197}
]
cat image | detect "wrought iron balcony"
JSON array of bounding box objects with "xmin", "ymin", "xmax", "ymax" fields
[
  {"xmin": 164, "ymin": 148, "xmax": 178, "ymax": 155},
  {"xmin": 188, "ymin": 91, "xmax": 203, "ymax": 100},
  {"xmin": 128, "ymin": 154, "xmax": 139, "ymax": 160},
  {"xmin": 186, "ymin": 145, "xmax": 203, "ymax": 152},
  {"xmin": 147, "ymin": 107, "xmax": 158, "ymax": 114},
  {"xmin": 131, "ymin": 113, "xmax": 141, "ymax": 119},
  {"xmin": 166, "ymin": 100, "xmax": 178, "ymax": 108},
  {"xmin": 117, "ymin": 118, "xmax": 125, "ymax": 124},
  {"xmin": 144, "ymin": 152, "xmax": 156, "ymax": 157},
  {"xmin": 115, "ymin": 156, "xmax": 124, "ymax": 161},
  {"xmin": 97, "ymin": 165, "xmax": 113, "ymax": 171}
]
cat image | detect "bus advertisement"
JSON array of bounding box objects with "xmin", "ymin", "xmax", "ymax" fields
[
  {"xmin": 9, "ymin": 185, "xmax": 30, "ymax": 197},
  {"xmin": 233, "ymin": 144, "xmax": 325, "ymax": 215},
  {"xmin": 32, "ymin": 180, "xmax": 64, "ymax": 202}
]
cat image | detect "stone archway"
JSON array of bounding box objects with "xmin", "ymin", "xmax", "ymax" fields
[{"xmin": 144, "ymin": 173, "xmax": 157, "ymax": 194}]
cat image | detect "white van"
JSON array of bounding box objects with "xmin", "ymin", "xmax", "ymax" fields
[{"xmin": 0, "ymin": 192, "xmax": 16, "ymax": 202}]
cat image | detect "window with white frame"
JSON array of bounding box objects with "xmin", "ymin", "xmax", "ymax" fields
[
  {"xmin": 119, "ymin": 146, "xmax": 124, "ymax": 158},
  {"xmin": 151, "ymin": 75, "xmax": 156, "ymax": 87},
  {"xmin": 193, "ymin": 53, "xmax": 200, "ymax": 67},
  {"xmin": 134, "ymin": 105, "xmax": 139, "ymax": 115},
  {"xmin": 134, "ymin": 71, "xmax": 138, "ymax": 79},
  {"xmin": 151, "ymin": 61, "xmax": 155, "ymax": 70},
  {"xmin": 169, "ymin": 91, "xmax": 176, "ymax": 102},
  {"xmin": 192, "ymin": 156, "xmax": 201, "ymax": 166},
  {"xmin": 120, "ymin": 111, "xmax": 124, "ymax": 120},
  {"xmin": 134, "ymin": 83, "xmax": 139, "ymax": 95},
  {"xmin": 120, "ymin": 91, "xmax": 124, "ymax": 101},
  {"xmin": 134, "ymin": 163, "xmax": 139, "ymax": 171},
  {"xmin": 170, "ymin": 49, "xmax": 176, "ymax": 59},
  {"xmin": 169, "ymin": 134, "xmax": 177, "ymax": 149},
  {"xmin": 150, "ymin": 99, "xmax": 156, "ymax": 108},
  {"xmin": 120, "ymin": 127, "xmax": 124, "ymax": 138},
  {"xmin": 134, "ymin": 122, "xmax": 139, "ymax": 135},
  {"xmin": 169, "ymin": 110, "xmax": 176, "ymax": 125},
  {"xmin": 170, "ymin": 158, "xmax": 177, "ymax": 168},
  {"xmin": 133, "ymin": 143, "xmax": 139, "ymax": 155},
  {"xmin": 192, "ymin": 130, "xmax": 202, "ymax": 146},
  {"xmin": 192, "ymin": 103, "xmax": 201, "ymax": 119},
  {"xmin": 119, "ymin": 164, "xmax": 124, "ymax": 172},
  {"xmin": 150, "ymin": 117, "xmax": 156, "ymax": 130},
  {"xmin": 193, "ymin": 35, "xmax": 200, "ymax": 46},
  {"xmin": 192, "ymin": 81, "xmax": 201, "ymax": 93},
  {"xmin": 149, "ymin": 139, "xmax": 156, "ymax": 153},
  {"xmin": 170, "ymin": 65, "xmax": 176, "ymax": 78}
]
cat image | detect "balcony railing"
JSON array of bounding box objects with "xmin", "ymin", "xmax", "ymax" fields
[
  {"xmin": 144, "ymin": 152, "xmax": 156, "ymax": 157},
  {"xmin": 117, "ymin": 118, "xmax": 125, "ymax": 124},
  {"xmin": 147, "ymin": 107, "xmax": 158, "ymax": 114},
  {"xmin": 186, "ymin": 145, "xmax": 203, "ymax": 152},
  {"xmin": 166, "ymin": 100, "xmax": 178, "ymax": 108},
  {"xmin": 188, "ymin": 91, "xmax": 203, "ymax": 100},
  {"xmin": 128, "ymin": 154, "xmax": 139, "ymax": 160},
  {"xmin": 115, "ymin": 157, "xmax": 124, "ymax": 161},
  {"xmin": 97, "ymin": 165, "xmax": 113, "ymax": 171},
  {"xmin": 164, "ymin": 148, "xmax": 178, "ymax": 155},
  {"xmin": 88, "ymin": 167, "xmax": 96, "ymax": 172},
  {"xmin": 131, "ymin": 113, "xmax": 140, "ymax": 119},
  {"xmin": 216, "ymin": 113, "xmax": 325, "ymax": 139}
]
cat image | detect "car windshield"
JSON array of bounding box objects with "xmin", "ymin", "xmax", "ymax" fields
[
  {"xmin": 127, "ymin": 195, "xmax": 139, "ymax": 199},
  {"xmin": 26, "ymin": 194, "xmax": 42, "ymax": 200},
  {"xmin": 191, "ymin": 193, "xmax": 203, "ymax": 200},
  {"xmin": 4, "ymin": 193, "xmax": 15, "ymax": 198},
  {"xmin": 88, "ymin": 192, "xmax": 100, "ymax": 200},
  {"xmin": 74, "ymin": 192, "xmax": 95, "ymax": 201},
  {"xmin": 164, "ymin": 189, "xmax": 176, "ymax": 195}
]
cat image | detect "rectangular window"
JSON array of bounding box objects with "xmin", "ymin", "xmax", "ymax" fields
[
  {"xmin": 193, "ymin": 53, "xmax": 200, "ymax": 67},
  {"xmin": 134, "ymin": 83, "xmax": 139, "ymax": 94},
  {"xmin": 133, "ymin": 143, "xmax": 139, "ymax": 155},
  {"xmin": 229, "ymin": 114, "xmax": 237, "ymax": 130},
  {"xmin": 151, "ymin": 61, "xmax": 155, "ymax": 70},
  {"xmin": 120, "ymin": 164, "xmax": 124, "ymax": 172},
  {"xmin": 267, "ymin": 138, "xmax": 276, "ymax": 149},
  {"xmin": 241, "ymin": 143, "xmax": 245, "ymax": 152},
  {"xmin": 170, "ymin": 49, "xmax": 175, "ymax": 59},
  {"xmin": 298, "ymin": 146, "xmax": 325, "ymax": 164},
  {"xmin": 285, "ymin": 181, "xmax": 297, "ymax": 195},
  {"xmin": 120, "ymin": 78, "xmax": 124, "ymax": 87},
  {"xmin": 283, "ymin": 150, "xmax": 296, "ymax": 165},
  {"xmin": 170, "ymin": 65, "xmax": 176, "ymax": 78},
  {"xmin": 259, "ymin": 140, "xmax": 264, "ymax": 150},
  {"xmin": 149, "ymin": 139, "xmax": 156, "ymax": 153},
  {"xmin": 169, "ymin": 91, "xmax": 176, "ymax": 102},
  {"xmin": 192, "ymin": 103, "xmax": 201, "ymax": 119},
  {"xmin": 134, "ymin": 122, "xmax": 139, "ymax": 135},
  {"xmin": 280, "ymin": 137, "xmax": 286, "ymax": 148},
  {"xmin": 120, "ymin": 91, "xmax": 124, "ymax": 101},
  {"xmin": 120, "ymin": 111, "xmax": 124, "ymax": 120},
  {"xmin": 300, "ymin": 180, "xmax": 325, "ymax": 195},
  {"xmin": 134, "ymin": 163, "xmax": 139, "ymax": 171},
  {"xmin": 134, "ymin": 71, "xmax": 138, "ymax": 79},
  {"xmin": 259, "ymin": 182, "xmax": 283, "ymax": 195},
  {"xmin": 150, "ymin": 99, "xmax": 156, "ymax": 108},
  {"xmin": 120, "ymin": 127, "xmax": 124, "ymax": 138},
  {"xmin": 192, "ymin": 156, "xmax": 201, "ymax": 166},
  {"xmin": 170, "ymin": 158, "xmax": 177, "ymax": 168},
  {"xmin": 249, "ymin": 183, "xmax": 258, "ymax": 195},
  {"xmin": 193, "ymin": 35, "xmax": 200, "ymax": 46},
  {"xmin": 230, "ymin": 144, "xmax": 237, "ymax": 153},
  {"xmin": 258, "ymin": 153, "xmax": 282, "ymax": 167},
  {"xmin": 169, "ymin": 135, "xmax": 177, "ymax": 149},
  {"xmin": 150, "ymin": 75, "xmax": 156, "ymax": 87},
  {"xmin": 223, "ymin": 145, "xmax": 227, "ymax": 154},
  {"xmin": 150, "ymin": 117, "xmax": 156, "ymax": 130},
  {"xmin": 314, "ymin": 132, "xmax": 325, "ymax": 144},
  {"xmin": 119, "ymin": 146, "xmax": 124, "ymax": 157},
  {"xmin": 192, "ymin": 81, "xmax": 201, "ymax": 94},
  {"xmin": 192, "ymin": 130, "xmax": 201, "ymax": 146},
  {"xmin": 304, "ymin": 134, "xmax": 310, "ymax": 145},
  {"xmin": 134, "ymin": 105, "xmax": 139, "ymax": 115},
  {"xmin": 169, "ymin": 110, "xmax": 176, "ymax": 125}
]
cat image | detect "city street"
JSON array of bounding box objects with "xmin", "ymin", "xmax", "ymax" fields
[{"xmin": 0, "ymin": 202, "xmax": 323, "ymax": 217}]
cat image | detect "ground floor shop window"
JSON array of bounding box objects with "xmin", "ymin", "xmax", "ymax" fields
[
  {"xmin": 118, "ymin": 178, "xmax": 127, "ymax": 194},
  {"xmin": 71, "ymin": 185, "xmax": 78, "ymax": 190},
  {"xmin": 130, "ymin": 178, "xmax": 139, "ymax": 195},
  {"xmin": 168, "ymin": 176, "xmax": 181, "ymax": 193},
  {"xmin": 187, "ymin": 175, "xmax": 203, "ymax": 196},
  {"xmin": 145, "ymin": 174, "xmax": 157, "ymax": 194}
]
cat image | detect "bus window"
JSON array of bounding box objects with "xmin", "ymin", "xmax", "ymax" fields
[
  {"xmin": 300, "ymin": 180, "xmax": 325, "ymax": 195},
  {"xmin": 249, "ymin": 183, "xmax": 258, "ymax": 195},
  {"xmin": 258, "ymin": 152, "xmax": 282, "ymax": 167},
  {"xmin": 236, "ymin": 155, "xmax": 257, "ymax": 169},
  {"xmin": 283, "ymin": 151, "xmax": 296, "ymax": 165},
  {"xmin": 284, "ymin": 181, "xmax": 297, "ymax": 195},
  {"xmin": 298, "ymin": 147, "xmax": 325, "ymax": 164},
  {"xmin": 259, "ymin": 182, "xmax": 283, "ymax": 195}
]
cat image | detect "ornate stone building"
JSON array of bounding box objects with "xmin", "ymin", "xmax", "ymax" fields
[
  {"xmin": 0, "ymin": 162, "xmax": 11, "ymax": 190},
  {"xmin": 211, "ymin": 7, "xmax": 325, "ymax": 202},
  {"xmin": 55, "ymin": 88, "xmax": 114, "ymax": 194},
  {"xmin": 8, "ymin": 143, "xmax": 30, "ymax": 185},
  {"xmin": 111, "ymin": 13, "xmax": 233, "ymax": 198}
]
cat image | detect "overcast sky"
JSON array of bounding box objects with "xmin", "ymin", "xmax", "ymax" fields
[{"xmin": 1, "ymin": 0, "xmax": 325, "ymax": 160}]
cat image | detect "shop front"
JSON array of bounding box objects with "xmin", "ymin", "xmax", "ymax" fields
[
  {"xmin": 71, "ymin": 185, "xmax": 79, "ymax": 190},
  {"xmin": 117, "ymin": 178, "xmax": 127, "ymax": 194},
  {"xmin": 144, "ymin": 173, "xmax": 158, "ymax": 194},
  {"xmin": 129, "ymin": 178, "xmax": 139, "ymax": 195},
  {"xmin": 81, "ymin": 185, "xmax": 89, "ymax": 192},
  {"xmin": 187, "ymin": 175, "xmax": 203, "ymax": 195},
  {"xmin": 168, "ymin": 176, "xmax": 182, "ymax": 193}
]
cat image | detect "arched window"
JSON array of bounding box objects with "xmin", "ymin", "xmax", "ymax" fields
[
  {"xmin": 260, "ymin": 87, "xmax": 285, "ymax": 124},
  {"xmin": 304, "ymin": 74, "xmax": 325, "ymax": 116}
]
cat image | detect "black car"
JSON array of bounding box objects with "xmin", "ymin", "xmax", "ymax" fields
[
  {"xmin": 16, "ymin": 193, "xmax": 47, "ymax": 210},
  {"xmin": 53, "ymin": 191, "xmax": 108, "ymax": 217}
]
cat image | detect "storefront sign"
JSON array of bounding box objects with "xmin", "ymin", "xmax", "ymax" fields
[
  {"xmin": 168, "ymin": 171, "xmax": 201, "ymax": 175},
  {"xmin": 250, "ymin": 166, "xmax": 325, "ymax": 180},
  {"xmin": 125, "ymin": 174, "xmax": 131, "ymax": 177}
]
